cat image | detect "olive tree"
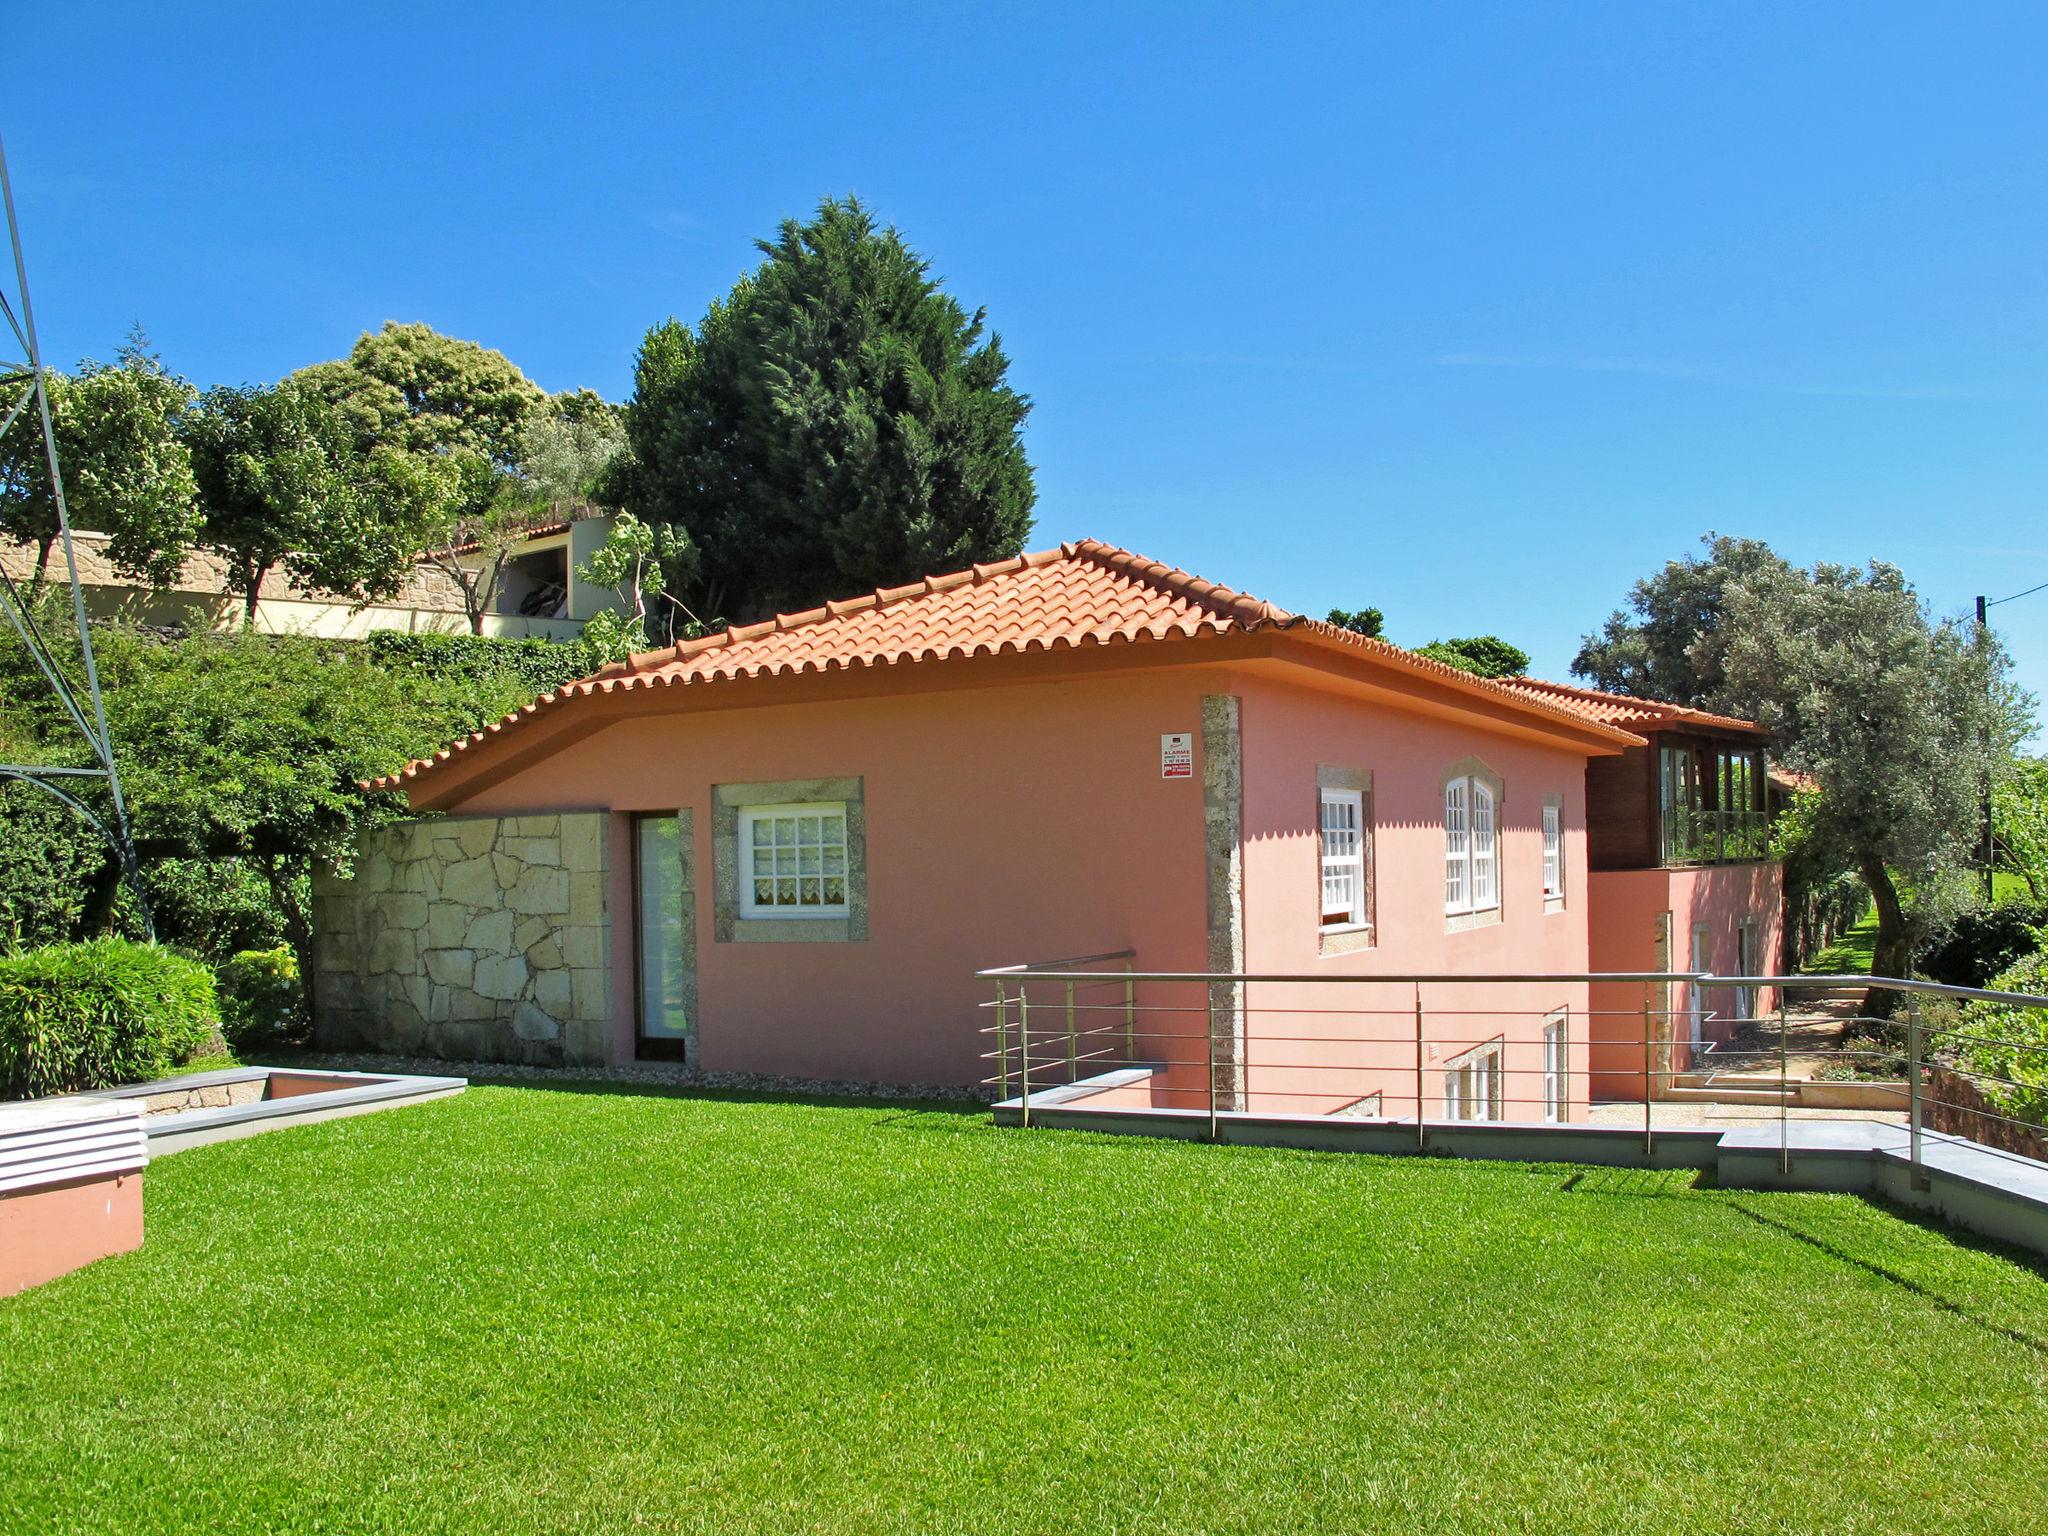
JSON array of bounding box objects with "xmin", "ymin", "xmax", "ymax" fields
[{"xmin": 1718, "ymin": 560, "xmax": 2031, "ymax": 997}]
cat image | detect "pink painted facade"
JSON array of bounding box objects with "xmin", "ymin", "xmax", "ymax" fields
[
  {"xmin": 1587, "ymin": 862, "xmax": 1785, "ymax": 1099},
  {"xmin": 344, "ymin": 542, "xmax": 1782, "ymax": 1118},
  {"xmin": 419, "ymin": 648, "xmax": 1613, "ymax": 1115}
]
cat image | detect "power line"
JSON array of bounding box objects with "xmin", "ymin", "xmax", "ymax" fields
[{"xmin": 1985, "ymin": 577, "xmax": 2048, "ymax": 609}]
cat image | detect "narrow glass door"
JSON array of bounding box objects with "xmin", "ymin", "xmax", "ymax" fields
[{"xmin": 634, "ymin": 813, "xmax": 690, "ymax": 1060}]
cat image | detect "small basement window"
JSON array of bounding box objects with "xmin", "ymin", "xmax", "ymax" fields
[{"xmin": 738, "ymin": 803, "xmax": 850, "ymax": 918}]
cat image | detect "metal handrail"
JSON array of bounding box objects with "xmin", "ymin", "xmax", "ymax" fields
[{"xmin": 980, "ymin": 964, "xmax": 2048, "ymax": 1185}]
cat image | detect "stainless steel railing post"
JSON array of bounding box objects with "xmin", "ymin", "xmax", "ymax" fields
[
  {"xmin": 1019, "ymin": 987, "xmax": 1031, "ymax": 1130},
  {"xmin": 1123, "ymin": 962, "xmax": 1135, "ymax": 1062},
  {"xmin": 1778, "ymin": 994, "xmax": 1791, "ymax": 1178},
  {"xmin": 1642, "ymin": 981, "xmax": 1654, "ymax": 1160},
  {"xmin": 1414, "ymin": 982, "xmax": 1426, "ymax": 1152},
  {"xmin": 1066, "ymin": 978, "xmax": 1076, "ymax": 1083},
  {"xmin": 1206, "ymin": 987, "xmax": 1219, "ymax": 1141},
  {"xmin": 995, "ymin": 979, "xmax": 1009, "ymax": 1101},
  {"xmin": 1908, "ymin": 995, "xmax": 1928, "ymax": 1191}
]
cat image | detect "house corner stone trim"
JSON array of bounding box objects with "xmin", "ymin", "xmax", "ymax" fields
[
  {"xmin": 1202, "ymin": 694, "xmax": 1246, "ymax": 1108},
  {"xmin": 312, "ymin": 812, "xmax": 613, "ymax": 1067}
]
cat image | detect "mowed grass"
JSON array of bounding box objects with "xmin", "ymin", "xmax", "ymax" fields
[{"xmin": 4, "ymin": 1088, "xmax": 2047, "ymax": 1535}]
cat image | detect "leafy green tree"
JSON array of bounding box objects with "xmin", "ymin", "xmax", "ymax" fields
[
  {"xmin": 1415, "ymin": 635, "xmax": 1532, "ymax": 678},
  {"xmin": 1573, "ymin": 534, "xmax": 1796, "ymax": 703},
  {"xmin": 293, "ymin": 321, "xmax": 547, "ymax": 468},
  {"xmin": 1326, "ymin": 607, "xmax": 1384, "ymax": 638},
  {"xmin": 1, "ymin": 351, "xmax": 201, "ymax": 586},
  {"xmin": 1993, "ymin": 756, "xmax": 2048, "ymax": 900},
  {"xmin": 618, "ymin": 196, "xmax": 1034, "ymax": 623},
  {"xmin": 1718, "ymin": 560, "xmax": 2031, "ymax": 997},
  {"xmin": 575, "ymin": 511, "xmax": 695, "ymax": 662},
  {"xmin": 182, "ymin": 380, "xmax": 366, "ymax": 621},
  {"xmin": 519, "ymin": 391, "xmax": 626, "ymax": 511}
]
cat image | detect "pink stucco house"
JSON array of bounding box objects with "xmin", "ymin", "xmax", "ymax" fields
[{"xmin": 313, "ymin": 540, "xmax": 1779, "ymax": 1121}]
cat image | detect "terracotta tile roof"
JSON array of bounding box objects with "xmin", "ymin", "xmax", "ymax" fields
[
  {"xmin": 1497, "ymin": 675, "xmax": 1768, "ymax": 736},
  {"xmin": 370, "ymin": 539, "xmax": 1643, "ymax": 792}
]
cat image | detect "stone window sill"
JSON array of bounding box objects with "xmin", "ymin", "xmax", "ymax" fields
[
  {"xmin": 730, "ymin": 916, "xmax": 857, "ymax": 944},
  {"xmin": 1445, "ymin": 906, "xmax": 1503, "ymax": 935},
  {"xmin": 1543, "ymin": 895, "xmax": 1566, "ymax": 917},
  {"xmin": 1318, "ymin": 923, "xmax": 1375, "ymax": 957}
]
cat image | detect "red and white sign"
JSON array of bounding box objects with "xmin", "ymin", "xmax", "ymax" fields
[{"xmin": 1160, "ymin": 732, "xmax": 1195, "ymax": 780}]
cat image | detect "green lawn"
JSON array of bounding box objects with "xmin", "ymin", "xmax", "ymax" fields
[
  {"xmin": 1806, "ymin": 903, "xmax": 1880, "ymax": 973},
  {"xmin": 4, "ymin": 1087, "xmax": 2046, "ymax": 1535}
]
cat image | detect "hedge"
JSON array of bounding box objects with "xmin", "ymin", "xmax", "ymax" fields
[
  {"xmin": 0, "ymin": 939, "xmax": 219, "ymax": 1099},
  {"xmin": 1952, "ymin": 948, "xmax": 2048, "ymax": 1132}
]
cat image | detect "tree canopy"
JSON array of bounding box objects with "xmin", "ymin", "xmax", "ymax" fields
[
  {"xmin": 182, "ymin": 380, "xmax": 367, "ymax": 619},
  {"xmin": 1415, "ymin": 635, "xmax": 1532, "ymax": 679},
  {"xmin": 1718, "ymin": 559, "xmax": 2029, "ymax": 989},
  {"xmin": 617, "ymin": 196, "xmax": 1035, "ymax": 624},
  {"xmin": 1, "ymin": 347, "xmax": 201, "ymax": 586},
  {"xmin": 293, "ymin": 321, "xmax": 547, "ymax": 468},
  {"xmin": 1326, "ymin": 607, "xmax": 1385, "ymax": 638},
  {"xmin": 1572, "ymin": 534, "xmax": 1795, "ymax": 703}
]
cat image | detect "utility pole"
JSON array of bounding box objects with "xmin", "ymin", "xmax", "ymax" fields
[{"xmin": 1978, "ymin": 594, "xmax": 1995, "ymax": 902}]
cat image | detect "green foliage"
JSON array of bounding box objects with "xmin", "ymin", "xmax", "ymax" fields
[
  {"xmin": 360, "ymin": 630, "xmax": 602, "ymax": 720},
  {"xmin": 0, "ymin": 937, "xmax": 217, "ymax": 1098},
  {"xmin": 1719, "ymin": 559, "xmax": 2032, "ymax": 983},
  {"xmin": 215, "ymin": 945, "xmax": 305, "ymax": 1051},
  {"xmin": 519, "ymin": 394, "xmax": 626, "ymax": 510},
  {"xmin": 182, "ymin": 380, "xmax": 369, "ymax": 619},
  {"xmin": 1413, "ymin": 634, "xmax": 1531, "ymax": 678},
  {"xmin": 619, "ymin": 196, "xmax": 1034, "ymax": 624},
  {"xmin": 1572, "ymin": 533, "xmax": 1796, "ymax": 703},
  {"xmin": 1955, "ymin": 948, "xmax": 2048, "ymax": 1129},
  {"xmin": 1993, "ymin": 756, "xmax": 2048, "ymax": 900},
  {"xmin": 575, "ymin": 511, "xmax": 692, "ymax": 660},
  {"xmin": 0, "ymin": 782, "xmax": 116, "ymax": 952},
  {"xmin": 1920, "ymin": 898, "xmax": 2048, "ymax": 989},
  {"xmin": 136, "ymin": 856, "xmax": 291, "ymax": 963},
  {"xmin": 292, "ymin": 322, "xmax": 547, "ymax": 468},
  {"xmin": 1325, "ymin": 607, "xmax": 1384, "ymax": 638},
  {"xmin": 0, "ymin": 350, "xmax": 201, "ymax": 586}
]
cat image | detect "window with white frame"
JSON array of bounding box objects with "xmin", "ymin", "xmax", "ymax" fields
[
  {"xmin": 1445, "ymin": 775, "xmax": 1499, "ymax": 916},
  {"xmin": 1542, "ymin": 800, "xmax": 1563, "ymax": 900},
  {"xmin": 1319, "ymin": 787, "xmax": 1368, "ymax": 929},
  {"xmin": 738, "ymin": 802, "xmax": 849, "ymax": 918},
  {"xmin": 1442, "ymin": 1040, "xmax": 1504, "ymax": 1122},
  {"xmin": 1542, "ymin": 1013, "xmax": 1567, "ymax": 1122}
]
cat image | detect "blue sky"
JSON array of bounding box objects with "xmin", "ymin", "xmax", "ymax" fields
[{"xmin": 15, "ymin": 3, "xmax": 2048, "ymax": 716}]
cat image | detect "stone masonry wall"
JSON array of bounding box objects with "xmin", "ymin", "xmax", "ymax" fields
[{"xmin": 313, "ymin": 813, "xmax": 611, "ymax": 1066}]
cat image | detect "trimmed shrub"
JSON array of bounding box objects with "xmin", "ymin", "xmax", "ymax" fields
[
  {"xmin": 0, "ymin": 938, "xmax": 219, "ymax": 1099},
  {"xmin": 216, "ymin": 946, "xmax": 305, "ymax": 1051},
  {"xmin": 0, "ymin": 781, "xmax": 116, "ymax": 952},
  {"xmin": 1920, "ymin": 898, "xmax": 2047, "ymax": 988}
]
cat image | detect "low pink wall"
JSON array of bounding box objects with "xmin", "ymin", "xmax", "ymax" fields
[
  {"xmin": 1587, "ymin": 862, "xmax": 1784, "ymax": 1100},
  {"xmin": 0, "ymin": 1172, "xmax": 143, "ymax": 1297},
  {"xmin": 1224, "ymin": 675, "xmax": 1594, "ymax": 1121}
]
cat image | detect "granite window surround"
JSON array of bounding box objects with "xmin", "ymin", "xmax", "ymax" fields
[{"xmin": 711, "ymin": 777, "xmax": 868, "ymax": 943}]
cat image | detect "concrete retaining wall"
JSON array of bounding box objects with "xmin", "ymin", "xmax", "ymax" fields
[{"xmin": 313, "ymin": 813, "xmax": 612, "ymax": 1066}]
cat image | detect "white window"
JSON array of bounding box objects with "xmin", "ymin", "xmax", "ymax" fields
[
  {"xmin": 1319, "ymin": 787, "xmax": 1368, "ymax": 928},
  {"xmin": 1444, "ymin": 779, "xmax": 1469, "ymax": 912},
  {"xmin": 1442, "ymin": 1041, "xmax": 1504, "ymax": 1122},
  {"xmin": 1445, "ymin": 775, "xmax": 1500, "ymax": 916},
  {"xmin": 738, "ymin": 802, "xmax": 849, "ymax": 918},
  {"xmin": 1542, "ymin": 1013, "xmax": 1566, "ymax": 1122},
  {"xmin": 1542, "ymin": 801, "xmax": 1563, "ymax": 899}
]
